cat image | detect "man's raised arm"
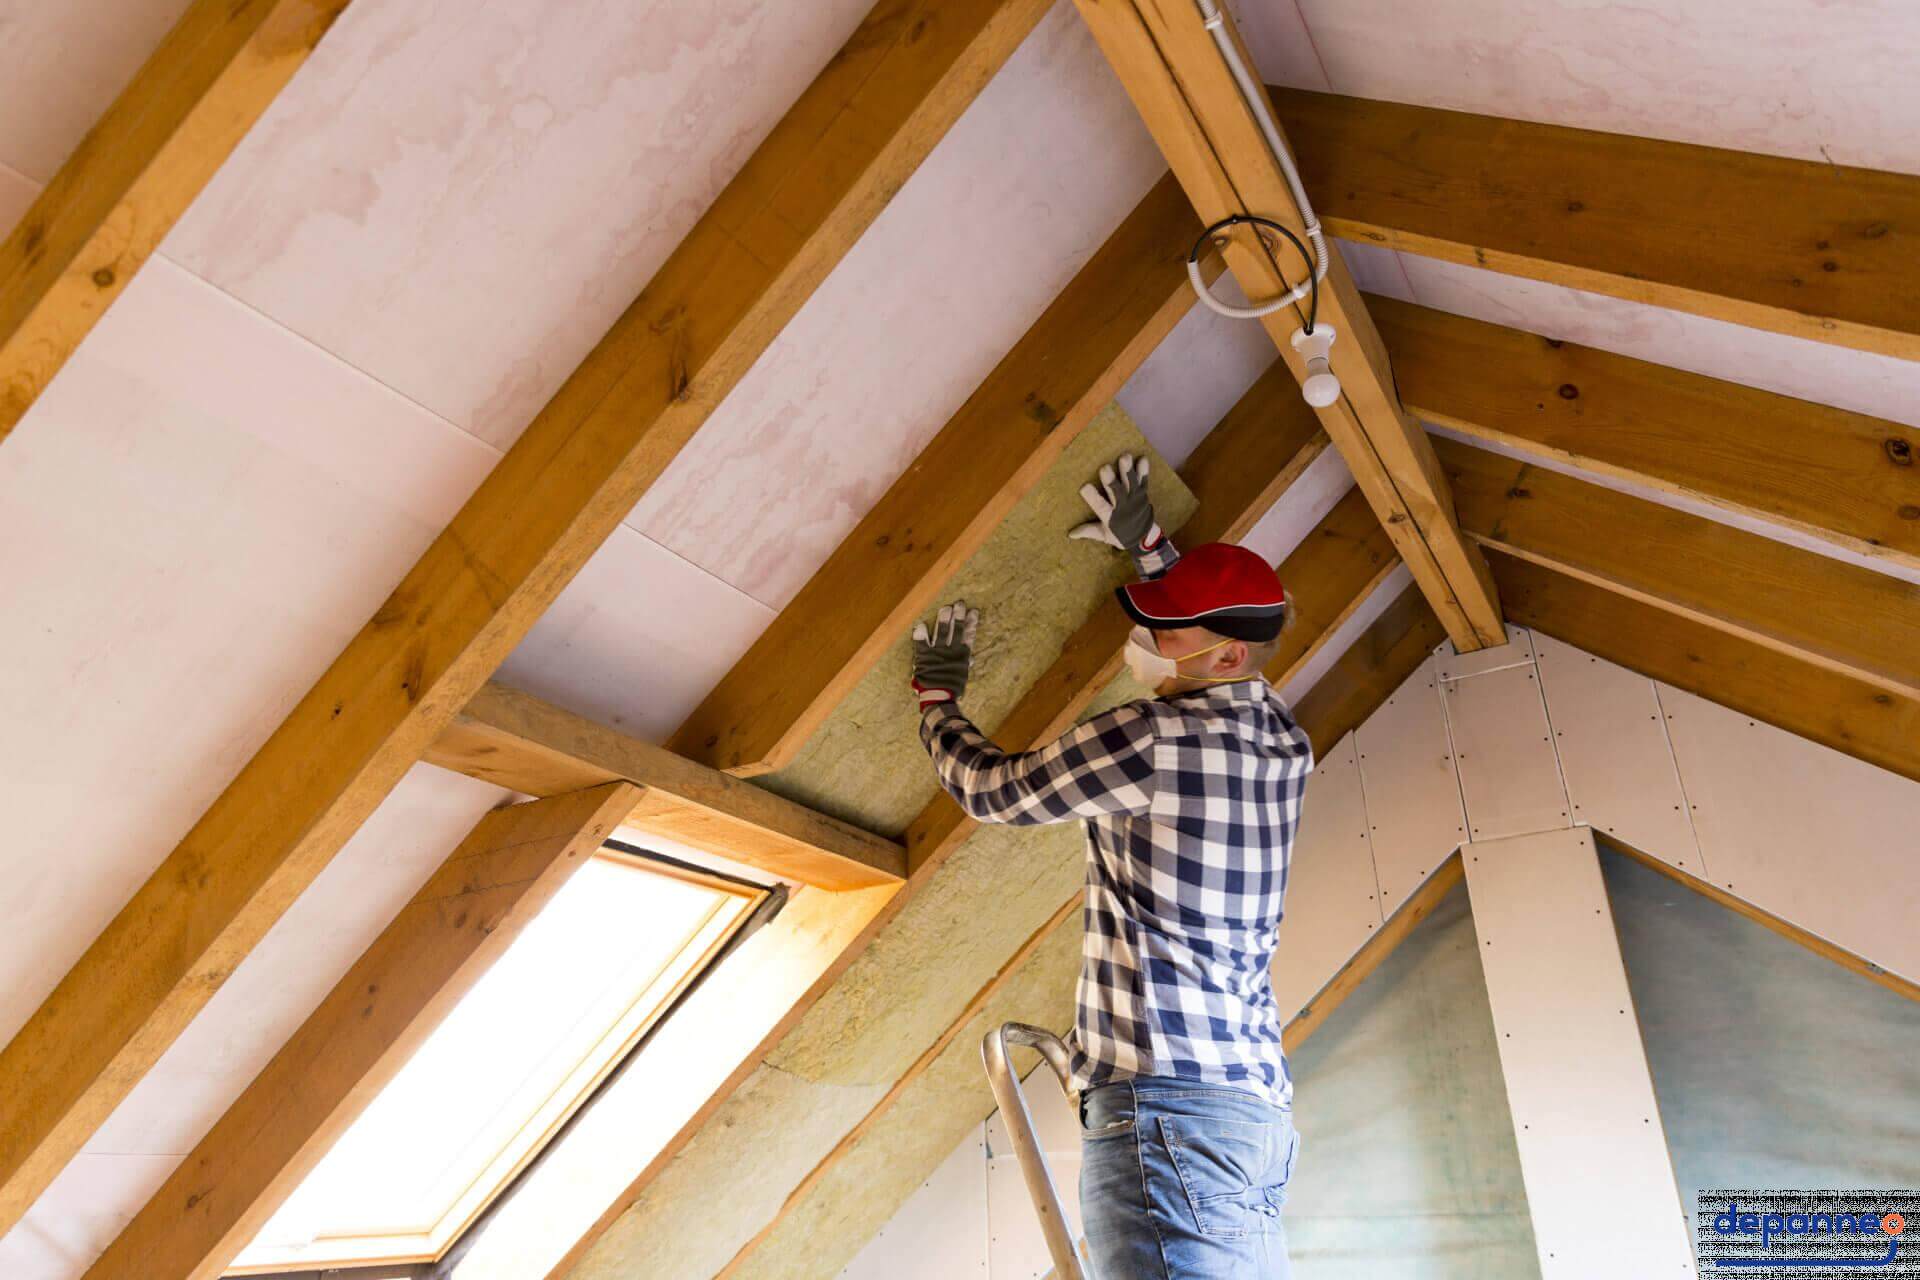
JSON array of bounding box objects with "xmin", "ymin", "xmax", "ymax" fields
[{"xmin": 911, "ymin": 602, "xmax": 1157, "ymax": 826}]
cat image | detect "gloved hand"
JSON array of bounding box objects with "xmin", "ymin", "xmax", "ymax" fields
[
  {"xmin": 911, "ymin": 601, "xmax": 979, "ymax": 709},
  {"xmin": 1069, "ymin": 453, "xmax": 1163, "ymax": 556}
]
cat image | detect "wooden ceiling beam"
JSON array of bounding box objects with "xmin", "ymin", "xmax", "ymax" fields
[
  {"xmin": 1438, "ymin": 437, "xmax": 1920, "ymax": 704},
  {"xmin": 1273, "ymin": 88, "xmax": 1920, "ymax": 363},
  {"xmin": 557, "ymin": 344, "xmax": 1330, "ymax": 1272},
  {"xmin": 1261, "ymin": 483, "xmax": 1399, "ymax": 687},
  {"xmin": 1604, "ymin": 837, "xmax": 1920, "ymax": 1009},
  {"xmin": 0, "ymin": 0, "xmax": 353, "ymax": 443},
  {"xmin": 0, "ymin": 0, "xmax": 1048, "ymax": 1233},
  {"xmin": 1069, "ymin": 0, "xmax": 1505, "ymax": 653},
  {"xmin": 670, "ymin": 172, "xmax": 1207, "ymax": 775},
  {"xmin": 423, "ymin": 684, "xmax": 905, "ymax": 889},
  {"xmin": 1491, "ymin": 553, "xmax": 1920, "ymax": 787},
  {"xmin": 1376, "ymin": 296, "xmax": 1920, "ymax": 574},
  {"xmin": 82, "ymin": 784, "xmax": 639, "ymax": 1280},
  {"xmin": 1292, "ymin": 582, "xmax": 1447, "ymax": 761}
]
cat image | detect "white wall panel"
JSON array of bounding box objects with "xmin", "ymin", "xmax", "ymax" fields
[
  {"xmin": 1273, "ymin": 0, "xmax": 1920, "ymax": 175},
  {"xmin": 0, "ymin": 259, "xmax": 497, "ymax": 1051},
  {"xmin": 165, "ymin": 0, "xmax": 876, "ymax": 452},
  {"xmin": 1464, "ymin": 828, "xmax": 1696, "ymax": 1280},
  {"xmin": 622, "ymin": 5, "xmax": 1165, "ymax": 608},
  {"xmin": 1272, "ymin": 740, "xmax": 1383, "ymax": 1022},
  {"xmin": 1355, "ymin": 656, "xmax": 1465, "ymax": 915},
  {"xmin": 840, "ymin": 1126, "xmax": 990, "ymax": 1280},
  {"xmin": 1435, "ymin": 626, "xmax": 1536, "ymax": 682},
  {"xmin": 1659, "ymin": 685, "xmax": 1920, "ymax": 986},
  {"xmin": 1532, "ymin": 635, "xmax": 1702, "ymax": 876},
  {"xmin": 1440, "ymin": 647, "xmax": 1571, "ymax": 843}
]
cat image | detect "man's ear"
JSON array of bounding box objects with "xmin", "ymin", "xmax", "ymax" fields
[{"xmin": 1218, "ymin": 639, "xmax": 1249, "ymax": 675}]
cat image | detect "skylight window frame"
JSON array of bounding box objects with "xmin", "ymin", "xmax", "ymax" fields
[{"xmin": 226, "ymin": 843, "xmax": 771, "ymax": 1277}]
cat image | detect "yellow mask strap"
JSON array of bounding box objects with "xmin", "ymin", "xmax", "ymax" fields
[{"xmin": 1169, "ymin": 635, "xmax": 1247, "ymax": 682}]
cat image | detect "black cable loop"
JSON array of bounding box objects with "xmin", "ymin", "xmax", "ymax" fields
[{"xmin": 1188, "ymin": 213, "xmax": 1320, "ymax": 333}]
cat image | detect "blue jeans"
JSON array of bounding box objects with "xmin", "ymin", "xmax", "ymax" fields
[{"xmin": 1079, "ymin": 1076, "xmax": 1299, "ymax": 1279}]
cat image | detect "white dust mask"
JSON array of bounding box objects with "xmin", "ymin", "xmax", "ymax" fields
[
  {"xmin": 1123, "ymin": 626, "xmax": 1176, "ymax": 686},
  {"xmin": 1123, "ymin": 626, "xmax": 1235, "ymax": 687}
]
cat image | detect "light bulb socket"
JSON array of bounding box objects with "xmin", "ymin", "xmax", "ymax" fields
[{"xmin": 1291, "ymin": 325, "xmax": 1340, "ymax": 409}]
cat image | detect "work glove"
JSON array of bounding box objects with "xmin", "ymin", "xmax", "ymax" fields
[
  {"xmin": 911, "ymin": 601, "xmax": 980, "ymax": 710},
  {"xmin": 1069, "ymin": 453, "xmax": 1163, "ymax": 558}
]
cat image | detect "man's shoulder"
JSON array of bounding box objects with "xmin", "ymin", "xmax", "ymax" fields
[{"xmin": 1153, "ymin": 685, "xmax": 1313, "ymax": 758}]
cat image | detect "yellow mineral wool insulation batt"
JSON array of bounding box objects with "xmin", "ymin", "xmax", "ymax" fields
[{"xmin": 756, "ymin": 402, "xmax": 1198, "ymax": 835}]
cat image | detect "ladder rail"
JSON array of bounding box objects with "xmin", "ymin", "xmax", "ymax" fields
[{"xmin": 980, "ymin": 1022, "xmax": 1090, "ymax": 1280}]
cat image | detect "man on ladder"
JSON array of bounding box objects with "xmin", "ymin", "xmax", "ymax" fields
[{"xmin": 909, "ymin": 453, "xmax": 1312, "ymax": 1278}]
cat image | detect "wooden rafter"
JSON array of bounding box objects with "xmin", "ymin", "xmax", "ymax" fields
[
  {"xmin": 556, "ymin": 343, "xmax": 1330, "ymax": 1273},
  {"xmin": 424, "ymin": 684, "xmax": 905, "ymax": 889},
  {"xmin": 83, "ymin": 784, "xmax": 638, "ymax": 1280},
  {"xmin": 710, "ymin": 439, "xmax": 1391, "ymax": 1278},
  {"xmin": 1261, "ymin": 482, "xmax": 1399, "ymax": 687},
  {"xmin": 0, "ymin": 0, "xmax": 352, "ymax": 443},
  {"xmin": 1275, "ymin": 88, "xmax": 1920, "ymax": 363},
  {"xmin": 670, "ymin": 172, "xmax": 1208, "ymax": 775},
  {"xmin": 1604, "ymin": 838, "xmax": 1920, "ymax": 1008},
  {"xmin": 0, "ymin": 0, "xmax": 1048, "ymax": 1234},
  {"xmin": 1070, "ymin": 0, "xmax": 1505, "ymax": 652},
  {"xmin": 1439, "ymin": 437, "xmax": 1920, "ymax": 704},
  {"xmin": 1377, "ymin": 297, "xmax": 1920, "ymax": 573},
  {"xmin": 1292, "ymin": 584, "xmax": 1446, "ymax": 760},
  {"xmin": 1491, "ymin": 553, "xmax": 1920, "ymax": 786}
]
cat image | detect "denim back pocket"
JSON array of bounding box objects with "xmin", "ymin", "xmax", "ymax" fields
[{"xmin": 1156, "ymin": 1115, "xmax": 1281, "ymax": 1238}]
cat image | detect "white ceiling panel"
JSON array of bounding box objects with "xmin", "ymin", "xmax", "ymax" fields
[
  {"xmin": 1393, "ymin": 251, "xmax": 1920, "ymax": 431},
  {"xmin": 0, "ymin": 159, "xmax": 37, "ymax": 236},
  {"xmin": 496, "ymin": 525, "xmax": 774, "ymax": 743},
  {"xmin": 0, "ymin": 257, "xmax": 498, "ymax": 1046},
  {"xmin": 0, "ymin": 0, "xmax": 190, "ymax": 183},
  {"xmin": 1275, "ymin": 0, "xmax": 1920, "ymax": 174},
  {"xmin": 625, "ymin": 4, "xmax": 1165, "ymax": 607},
  {"xmin": 1116, "ymin": 287, "xmax": 1276, "ymax": 471},
  {"xmin": 165, "ymin": 0, "xmax": 876, "ymax": 449}
]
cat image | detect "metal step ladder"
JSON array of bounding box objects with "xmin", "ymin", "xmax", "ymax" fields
[{"xmin": 980, "ymin": 1022, "xmax": 1091, "ymax": 1280}]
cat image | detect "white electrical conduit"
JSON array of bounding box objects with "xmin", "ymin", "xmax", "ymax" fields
[{"xmin": 1185, "ymin": 0, "xmax": 1329, "ymax": 321}]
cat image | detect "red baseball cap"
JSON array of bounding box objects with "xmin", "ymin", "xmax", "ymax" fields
[{"xmin": 1116, "ymin": 542, "xmax": 1289, "ymax": 641}]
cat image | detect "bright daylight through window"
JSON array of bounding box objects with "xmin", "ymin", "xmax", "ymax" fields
[{"xmin": 228, "ymin": 850, "xmax": 760, "ymax": 1274}]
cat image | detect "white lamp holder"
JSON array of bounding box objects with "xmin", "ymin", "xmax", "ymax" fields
[{"xmin": 1291, "ymin": 325, "xmax": 1340, "ymax": 408}]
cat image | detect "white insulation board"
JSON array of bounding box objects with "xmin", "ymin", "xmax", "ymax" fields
[
  {"xmin": 1355, "ymin": 654, "xmax": 1465, "ymax": 915},
  {"xmin": 1440, "ymin": 651, "xmax": 1571, "ymax": 844},
  {"xmin": 1530, "ymin": 634, "xmax": 1701, "ymax": 874},
  {"xmin": 1271, "ymin": 739, "xmax": 1382, "ymax": 1023},
  {"xmin": 1659, "ymin": 684, "xmax": 1920, "ymax": 986},
  {"xmin": 1464, "ymin": 827, "xmax": 1696, "ymax": 1280}
]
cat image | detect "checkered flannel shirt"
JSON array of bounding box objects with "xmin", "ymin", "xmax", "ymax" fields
[{"xmin": 917, "ymin": 539, "xmax": 1313, "ymax": 1108}]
